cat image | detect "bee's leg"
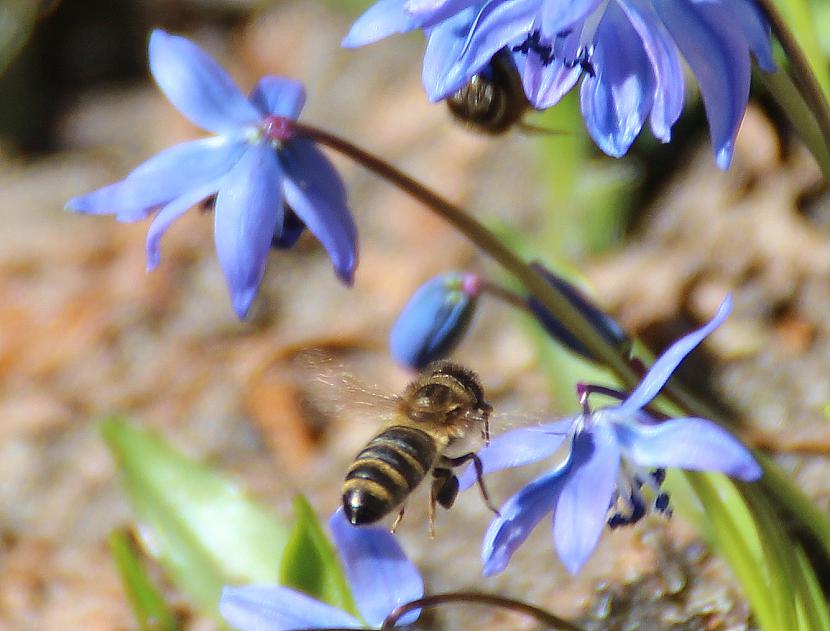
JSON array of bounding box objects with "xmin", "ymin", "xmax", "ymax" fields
[
  {"xmin": 390, "ymin": 504, "xmax": 406, "ymax": 534},
  {"xmin": 440, "ymin": 453, "xmax": 500, "ymax": 517},
  {"xmin": 428, "ymin": 468, "xmax": 456, "ymax": 538}
]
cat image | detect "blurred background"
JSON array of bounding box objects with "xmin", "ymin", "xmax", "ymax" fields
[{"xmin": 2, "ymin": 1, "xmax": 830, "ymax": 629}]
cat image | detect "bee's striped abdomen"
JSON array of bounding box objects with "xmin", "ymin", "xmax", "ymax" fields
[{"xmin": 343, "ymin": 426, "xmax": 437, "ymax": 525}]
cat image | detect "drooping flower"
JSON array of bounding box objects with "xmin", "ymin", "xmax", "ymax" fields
[
  {"xmin": 67, "ymin": 30, "xmax": 357, "ymax": 318},
  {"xmin": 390, "ymin": 272, "xmax": 480, "ymax": 369},
  {"xmin": 458, "ymin": 295, "xmax": 761, "ymax": 575},
  {"xmin": 526, "ymin": 261, "xmax": 630, "ymax": 362},
  {"xmin": 344, "ymin": 0, "xmax": 775, "ymax": 168},
  {"xmin": 220, "ymin": 509, "xmax": 423, "ymax": 630}
]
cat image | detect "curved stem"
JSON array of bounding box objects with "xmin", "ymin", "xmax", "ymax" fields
[
  {"xmin": 291, "ymin": 121, "xmax": 725, "ymax": 423},
  {"xmin": 755, "ymin": 0, "xmax": 830, "ymax": 164},
  {"xmin": 477, "ymin": 278, "xmax": 532, "ymax": 312},
  {"xmin": 381, "ymin": 592, "xmax": 585, "ymax": 631}
]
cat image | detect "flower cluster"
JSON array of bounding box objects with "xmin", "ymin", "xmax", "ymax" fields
[
  {"xmin": 220, "ymin": 509, "xmax": 423, "ymax": 630},
  {"xmin": 459, "ymin": 295, "xmax": 761, "ymax": 574},
  {"xmin": 344, "ymin": 0, "xmax": 775, "ymax": 167},
  {"xmin": 67, "ymin": 30, "xmax": 357, "ymax": 318}
]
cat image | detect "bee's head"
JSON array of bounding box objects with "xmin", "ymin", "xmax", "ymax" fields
[{"xmin": 403, "ymin": 361, "xmax": 491, "ymax": 425}]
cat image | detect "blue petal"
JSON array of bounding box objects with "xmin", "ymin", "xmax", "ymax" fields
[
  {"xmin": 389, "ymin": 273, "xmax": 477, "ymax": 370},
  {"xmin": 434, "ymin": 0, "xmax": 540, "ymax": 101},
  {"xmin": 553, "ymin": 424, "xmax": 620, "ymax": 574},
  {"xmin": 219, "ymin": 585, "xmax": 362, "ymax": 631},
  {"xmin": 617, "ymin": 0, "xmax": 684, "ymax": 142},
  {"xmin": 615, "ymin": 415, "xmax": 762, "ymax": 480},
  {"xmin": 249, "ymin": 77, "xmax": 306, "ymax": 119},
  {"xmin": 281, "ymin": 139, "xmax": 358, "ymax": 285},
  {"xmin": 457, "ymin": 419, "xmax": 575, "ymax": 491},
  {"xmin": 580, "ymin": 1, "xmax": 655, "ymax": 157},
  {"xmin": 149, "ymin": 30, "xmax": 260, "ymax": 135},
  {"xmin": 721, "ymin": 0, "xmax": 776, "ymax": 72},
  {"xmin": 422, "ymin": 7, "xmax": 481, "ymax": 101},
  {"xmin": 329, "ymin": 509, "xmax": 423, "ymax": 627},
  {"xmin": 214, "ymin": 143, "xmax": 283, "ymax": 319},
  {"xmin": 482, "ymin": 460, "xmax": 571, "ymax": 576},
  {"xmin": 408, "ymin": 0, "xmax": 480, "ymax": 27},
  {"xmin": 515, "ymin": 30, "xmax": 582, "ymax": 109},
  {"xmin": 146, "ymin": 177, "xmax": 225, "ymax": 271},
  {"xmin": 653, "ymin": 0, "xmax": 751, "ymax": 169},
  {"xmin": 342, "ymin": 0, "xmax": 418, "ymax": 47},
  {"xmin": 618, "ymin": 295, "xmax": 732, "ymax": 415},
  {"xmin": 540, "ymin": 0, "xmax": 601, "ymax": 37},
  {"xmin": 66, "ymin": 137, "xmax": 246, "ymax": 223}
]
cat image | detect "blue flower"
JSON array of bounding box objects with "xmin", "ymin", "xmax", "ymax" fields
[
  {"xmin": 390, "ymin": 272, "xmax": 480, "ymax": 369},
  {"xmin": 67, "ymin": 30, "xmax": 357, "ymax": 318},
  {"xmin": 458, "ymin": 296, "xmax": 761, "ymax": 575},
  {"xmin": 344, "ymin": 0, "xmax": 775, "ymax": 168},
  {"xmin": 220, "ymin": 509, "xmax": 423, "ymax": 630}
]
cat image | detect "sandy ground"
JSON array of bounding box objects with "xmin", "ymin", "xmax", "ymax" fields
[{"xmin": 1, "ymin": 2, "xmax": 829, "ymax": 630}]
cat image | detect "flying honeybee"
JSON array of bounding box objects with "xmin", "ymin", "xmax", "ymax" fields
[
  {"xmin": 342, "ymin": 360, "xmax": 499, "ymax": 531},
  {"xmin": 445, "ymin": 50, "xmax": 529, "ymax": 135}
]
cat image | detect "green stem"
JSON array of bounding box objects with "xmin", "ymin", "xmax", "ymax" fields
[
  {"xmin": 757, "ymin": 67, "xmax": 830, "ymax": 179},
  {"xmin": 755, "ymin": 0, "xmax": 830, "ymax": 165}
]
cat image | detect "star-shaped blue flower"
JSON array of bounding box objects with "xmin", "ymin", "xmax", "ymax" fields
[
  {"xmin": 220, "ymin": 509, "xmax": 423, "ymax": 630},
  {"xmin": 458, "ymin": 295, "xmax": 761, "ymax": 575},
  {"xmin": 344, "ymin": 0, "xmax": 775, "ymax": 168},
  {"xmin": 67, "ymin": 30, "xmax": 357, "ymax": 318}
]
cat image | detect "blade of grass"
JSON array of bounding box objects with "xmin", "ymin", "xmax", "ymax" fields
[{"xmin": 109, "ymin": 529, "xmax": 180, "ymax": 631}]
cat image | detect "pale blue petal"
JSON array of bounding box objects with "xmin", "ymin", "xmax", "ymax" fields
[
  {"xmin": 329, "ymin": 509, "xmax": 423, "ymax": 627},
  {"xmin": 616, "ymin": 416, "xmax": 762, "ymax": 480},
  {"xmin": 66, "ymin": 137, "xmax": 245, "ymax": 223},
  {"xmin": 481, "ymin": 457, "xmax": 571, "ymax": 576},
  {"xmin": 409, "ymin": 0, "xmax": 480, "ymax": 27},
  {"xmin": 214, "ymin": 144, "xmax": 283, "ymax": 318},
  {"xmin": 281, "ymin": 139, "xmax": 358, "ymax": 285},
  {"xmin": 721, "ymin": 0, "xmax": 776, "ymax": 72},
  {"xmin": 422, "ymin": 7, "xmax": 480, "ymax": 101},
  {"xmin": 343, "ymin": 0, "xmax": 418, "ymax": 47},
  {"xmin": 617, "ymin": 0, "xmax": 684, "ymax": 142},
  {"xmin": 146, "ymin": 178, "xmax": 225, "ymax": 271},
  {"xmin": 516, "ymin": 31, "xmax": 581, "ymax": 109},
  {"xmin": 433, "ymin": 0, "xmax": 540, "ymax": 101},
  {"xmin": 249, "ymin": 77, "xmax": 306, "ymax": 119},
  {"xmin": 553, "ymin": 424, "xmax": 620, "ymax": 574},
  {"xmin": 653, "ymin": 0, "xmax": 750, "ymax": 169},
  {"xmin": 540, "ymin": 0, "xmax": 601, "ymax": 37},
  {"xmin": 148, "ymin": 30, "xmax": 260, "ymax": 135},
  {"xmin": 580, "ymin": 1, "xmax": 655, "ymax": 157},
  {"xmin": 618, "ymin": 295, "xmax": 732, "ymax": 414},
  {"xmin": 219, "ymin": 585, "xmax": 361, "ymax": 631},
  {"xmin": 457, "ymin": 418, "xmax": 575, "ymax": 491}
]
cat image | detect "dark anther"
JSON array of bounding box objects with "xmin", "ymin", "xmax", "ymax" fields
[
  {"xmin": 563, "ymin": 47, "xmax": 596, "ymax": 78},
  {"xmin": 629, "ymin": 494, "xmax": 646, "ymax": 524},
  {"xmin": 512, "ymin": 30, "xmax": 555, "ymax": 66},
  {"xmin": 655, "ymin": 492, "xmax": 671, "ymax": 512},
  {"xmin": 607, "ymin": 514, "xmax": 626, "ymax": 529},
  {"xmin": 651, "ymin": 468, "xmax": 666, "ymax": 485}
]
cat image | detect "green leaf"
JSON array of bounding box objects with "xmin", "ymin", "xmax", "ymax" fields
[
  {"xmin": 101, "ymin": 418, "xmax": 289, "ymax": 619},
  {"xmin": 108, "ymin": 529, "xmax": 180, "ymax": 631},
  {"xmin": 279, "ymin": 496, "xmax": 358, "ymax": 618}
]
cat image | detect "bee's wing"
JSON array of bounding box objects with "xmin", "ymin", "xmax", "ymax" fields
[{"xmin": 294, "ymin": 349, "xmax": 401, "ymax": 418}]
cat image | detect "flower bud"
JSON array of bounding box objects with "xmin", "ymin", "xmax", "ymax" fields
[
  {"xmin": 528, "ymin": 262, "xmax": 630, "ymax": 361},
  {"xmin": 390, "ymin": 273, "xmax": 480, "ymax": 370}
]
